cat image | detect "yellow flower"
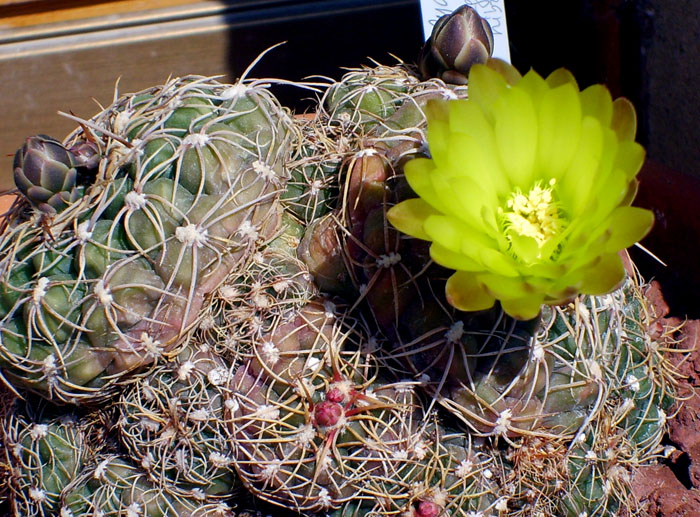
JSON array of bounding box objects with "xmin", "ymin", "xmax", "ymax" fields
[{"xmin": 387, "ymin": 59, "xmax": 653, "ymax": 320}]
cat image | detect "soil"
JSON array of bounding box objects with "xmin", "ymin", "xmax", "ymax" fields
[{"xmin": 630, "ymin": 282, "xmax": 700, "ymax": 515}]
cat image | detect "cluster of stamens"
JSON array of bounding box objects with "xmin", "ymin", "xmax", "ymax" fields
[{"xmin": 500, "ymin": 179, "xmax": 565, "ymax": 256}]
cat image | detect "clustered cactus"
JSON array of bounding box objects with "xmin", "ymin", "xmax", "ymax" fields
[
  {"xmin": 0, "ymin": 73, "xmax": 293, "ymax": 404},
  {"xmin": 0, "ymin": 4, "xmax": 687, "ymax": 517}
]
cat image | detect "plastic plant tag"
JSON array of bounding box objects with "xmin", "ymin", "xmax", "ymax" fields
[{"xmin": 420, "ymin": 0, "xmax": 511, "ymax": 62}]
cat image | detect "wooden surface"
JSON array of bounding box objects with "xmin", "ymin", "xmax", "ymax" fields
[
  {"xmin": 0, "ymin": 195, "xmax": 14, "ymax": 214},
  {"xmin": 0, "ymin": 0, "xmax": 197, "ymax": 28}
]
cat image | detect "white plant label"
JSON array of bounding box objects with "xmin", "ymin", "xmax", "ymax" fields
[{"xmin": 420, "ymin": 0, "xmax": 511, "ymax": 63}]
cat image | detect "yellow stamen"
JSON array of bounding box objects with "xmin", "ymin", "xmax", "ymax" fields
[{"xmin": 501, "ymin": 179, "xmax": 563, "ymax": 249}]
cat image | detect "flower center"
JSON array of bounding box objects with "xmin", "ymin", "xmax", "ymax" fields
[{"xmin": 500, "ymin": 179, "xmax": 564, "ymax": 249}]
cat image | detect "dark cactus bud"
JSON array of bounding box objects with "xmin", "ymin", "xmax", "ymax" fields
[
  {"xmin": 418, "ymin": 5, "xmax": 494, "ymax": 85},
  {"xmin": 13, "ymin": 135, "xmax": 80, "ymax": 214}
]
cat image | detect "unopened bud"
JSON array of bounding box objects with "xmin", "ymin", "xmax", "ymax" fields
[{"xmin": 418, "ymin": 5, "xmax": 494, "ymax": 85}]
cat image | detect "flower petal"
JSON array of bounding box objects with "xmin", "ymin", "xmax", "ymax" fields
[
  {"xmin": 477, "ymin": 247, "xmax": 519, "ymax": 277},
  {"xmin": 508, "ymin": 233, "xmax": 542, "ymax": 265},
  {"xmin": 615, "ymin": 140, "xmax": 646, "ymax": 180},
  {"xmin": 611, "ymin": 97, "xmax": 637, "ymax": 141},
  {"xmin": 445, "ymin": 271, "xmax": 496, "ymax": 312},
  {"xmin": 558, "ymin": 116, "xmax": 603, "ymax": 215},
  {"xmin": 516, "ymin": 69, "xmax": 549, "ymax": 110},
  {"xmin": 590, "ymin": 166, "xmax": 629, "ymax": 225},
  {"xmin": 603, "ymin": 206, "xmax": 654, "ymax": 253},
  {"xmin": 537, "ymin": 83, "xmax": 582, "ymax": 178},
  {"xmin": 404, "ymin": 158, "xmax": 442, "ymax": 211},
  {"xmin": 580, "ymin": 84, "xmax": 613, "ymax": 127},
  {"xmin": 545, "ymin": 68, "xmax": 579, "ymax": 90},
  {"xmin": 387, "ymin": 198, "xmax": 438, "ymax": 241},
  {"xmin": 479, "ymin": 272, "xmax": 545, "ymax": 299},
  {"xmin": 425, "ymin": 214, "xmax": 494, "ymax": 254},
  {"xmin": 619, "ymin": 179, "xmax": 639, "ymax": 207},
  {"xmin": 430, "ymin": 242, "xmax": 483, "ymax": 272},
  {"xmin": 426, "ymin": 118, "xmax": 451, "ymax": 166},
  {"xmin": 582, "ymin": 127, "xmax": 620, "ymax": 217},
  {"xmin": 430, "ymin": 170, "xmax": 469, "ymax": 219},
  {"xmin": 447, "ymin": 102, "xmax": 510, "ymax": 196},
  {"xmin": 486, "ymin": 58, "xmax": 522, "ymax": 86},
  {"xmin": 500, "ymin": 294, "xmax": 544, "ymax": 320},
  {"xmin": 448, "ymin": 175, "xmax": 497, "ymax": 231},
  {"xmin": 578, "ymin": 253, "xmax": 626, "ymax": 295},
  {"xmin": 468, "ymin": 63, "xmax": 510, "ymax": 121},
  {"xmin": 493, "ymin": 87, "xmax": 538, "ymax": 189}
]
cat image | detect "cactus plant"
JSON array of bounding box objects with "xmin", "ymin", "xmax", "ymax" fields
[
  {"xmin": 0, "ymin": 73, "xmax": 295, "ymax": 404},
  {"xmin": 225, "ymin": 299, "xmax": 424, "ymax": 513},
  {"xmin": 117, "ymin": 344, "xmax": 240, "ymax": 500},
  {"xmin": 0, "ymin": 7, "xmax": 690, "ymax": 517}
]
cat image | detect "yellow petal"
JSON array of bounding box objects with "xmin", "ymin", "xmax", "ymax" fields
[
  {"xmin": 426, "ymin": 118, "xmax": 451, "ymax": 166},
  {"xmin": 619, "ymin": 179, "xmax": 639, "ymax": 207},
  {"xmin": 537, "ymin": 83, "xmax": 582, "ymax": 178},
  {"xmin": 445, "ymin": 271, "xmax": 496, "ymax": 312},
  {"xmin": 430, "ymin": 242, "xmax": 483, "ymax": 272},
  {"xmin": 614, "ymin": 140, "xmax": 646, "ymax": 180},
  {"xmin": 426, "ymin": 97, "xmax": 450, "ymax": 121},
  {"xmin": 468, "ymin": 63, "xmax": 510, "ymax": 121},
  {"xmin": 479, "ymin": 272, "xmax": 542, "ymax": 299},
  {"xmin": 580, "ymin": 84, "xmax": 613, "ymax": 127},
  {"xmin": 583, "ymin": 127, "xmax": 620, "ymax": 215},
  {"xmin": 603, "ymin": 206, "xmax": 654, "ymax": 253},
  {"xmin": 590, "ymin": 167, "xmax": 629, "ymax": 224},
  {"xmin": 404, "ymin": 158, "xmax": 442, "ymax": 211},
  {"xmin": 558, "ymin": 116, "xmax": 603, "ymax": 215},
  {"xmin": 386, "ymin": 199, "xmax": 438, "ymax": 241},
  {"xmin": 567, "ymin": 125, "xmax": 619, "ymax": 220},
  {"xmin": 448, "ymin": 175, "xmax": 497, "ymax": 230},
  {"xmin": 477, "ymin": 247, "xmax": 519, "ymax": 277},
  {"xmin": 448, "ymin": 99, "xmax": 477, "ymax": 134},
  {"xmin": 425, "ymin": 215, "xmax": 494, "ymax": 254},
  {"xmin": 516, "ymin": 69, "xmax": 549, "ymax": 110},
  {"xmin": 493, "ymin": 87, "xmax": 538, "ymax": 189},
  {"xmin": 508, "ymin": 232, "xmax": 541, "ymax": 265},
  {"xmin": 446, "ymin": 103, "xmax": 510, "ymax": 196},
  {"xmin": 611, "ymin": 97, "xmax": 637, "ymax": 141},
  {"xmin": 578, "ymin": 253, "xmax": 626, "ymax": 295},
  {"xmin": 424, "ymin": 214, "xmax": 461, "ymax": 252},
  {"xmin": 486, "ymin": 58, "xmax": 522, "ymax": 86},
  {"xmin": 500, "ymin": 294, "xmax": 544, "ymax": 320},
  {"xmin": 545, "ymin": 68, "xmax": 579, "ymax": 90},
  {"xmin": 429, "ymin": 170, "xmax": 468, "ymax": 219},
  {"xmin": 522, "ymin": 261, "xmax": 569, "ymax": 280}
]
